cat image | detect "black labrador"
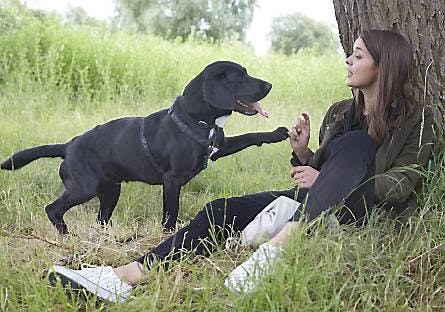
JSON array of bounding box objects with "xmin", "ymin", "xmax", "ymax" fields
[{"xmin": 1, "ymin": 61, "xmax": 289, "ymax": 234}]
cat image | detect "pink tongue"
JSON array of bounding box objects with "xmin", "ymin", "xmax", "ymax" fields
[{"xmin": 250, "ymin": 101, "xmax": 269, "ymax": 118}]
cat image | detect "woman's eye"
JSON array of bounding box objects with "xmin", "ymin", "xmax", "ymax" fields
[{"xmin": 355, "ymin": 54, "xmax": 362, "ymax": 59}]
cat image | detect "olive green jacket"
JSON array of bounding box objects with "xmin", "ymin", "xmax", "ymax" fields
[{"xmin": 292, "ymin": 98, "xmax": 434, "ymax": 213}]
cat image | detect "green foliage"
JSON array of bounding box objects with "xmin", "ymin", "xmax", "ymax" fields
[
  {"xmin": 270, "ymin": 12, "xmax": 338, "ymax": 55},
  {"xmin": 115, "ymin": 0, "xmax": 257, "ymax": 42},
  {"xmin": 0, "ymin": 5, "xmax": 444, "ymax": 311},
  {"xmin": 0, "ymin": 5, "xmax": 346, "ymax": 108},
  {"xmin": 0, "ymin": 6, "xmax": 183, "ymax": 102}
]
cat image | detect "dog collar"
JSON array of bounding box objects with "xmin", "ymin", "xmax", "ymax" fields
[{"xmin": 167, "ymin": 102, "xmax": 220, "ymax": 149}]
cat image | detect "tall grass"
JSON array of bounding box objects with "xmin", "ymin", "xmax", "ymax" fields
[
  {"xmin": 0, "ymin": 6, "xmax": 444, "ymax": 311},
  {"xmin": 0, "ymin": 6, "xmax": 348, "ymax": 108}
]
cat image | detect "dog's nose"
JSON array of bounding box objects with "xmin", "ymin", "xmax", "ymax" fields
[{"xmin": 264, "ymin": 82, "xmax": 272, "ymax": 93}]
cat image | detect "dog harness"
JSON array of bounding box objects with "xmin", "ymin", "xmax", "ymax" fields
[
  {"xmin": 139, "ymin": 119, "xmax": 164, "ymax": 175},
  {"xmin": 139, "ymin": 103, "xmax": 224, "ymax": 177}
]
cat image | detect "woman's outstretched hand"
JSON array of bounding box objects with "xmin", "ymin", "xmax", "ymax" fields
[
  {"xmin": 291, "ymin": 166, "xmax": 319, "ymax": 189},
  {"xmin": 290, "ymin": 113, "xmax": 311, "ymax": 163}
]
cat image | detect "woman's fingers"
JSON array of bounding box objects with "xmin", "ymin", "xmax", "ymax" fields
[
  {"xmin": 293, "ymin": 119, "xmax": 302, "ymax": 133},
  {"xmin": 290, "ymin": 125, "xmax": 299, "ymax": 137},
  {"xmin": 292, "ymin": 113, "xmax": 310, "ymax": 136},
  {"xmin": 291, "ymin": 116, "xmax": 306, "ymax": 137},
  {"xmin": 291, "ymin": 166, "xmax": 319, "ymax": 189},
  {"xmin": 290, "ymin": 166, "xmax": 306, "ymax": 178},
  {"xmin": 302, "ymin": 112, "xmax": 311, "ymax": 132}
]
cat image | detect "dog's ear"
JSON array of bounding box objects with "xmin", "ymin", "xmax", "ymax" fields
[{"xmin": 202, "ymin": 68, "xmax": 235, "ymax": 110}]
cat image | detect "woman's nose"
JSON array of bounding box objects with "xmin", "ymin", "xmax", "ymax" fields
[{"xmin": 345, "ymin": 56, "xmax": 351, "ymax": 65}]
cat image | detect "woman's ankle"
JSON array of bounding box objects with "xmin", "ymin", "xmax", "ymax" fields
[
  {"xmin": 269, "ymin": 221, "xmax": 300, "ymax": 246},
  {"xmin": 114, "ymin": 262, "xmax": 146, "ymax": 286}
]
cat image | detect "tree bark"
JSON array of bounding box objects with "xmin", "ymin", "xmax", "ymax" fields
[{"xmin": 332, "ymin": 0, "xmax": 444, "ymax": 132}]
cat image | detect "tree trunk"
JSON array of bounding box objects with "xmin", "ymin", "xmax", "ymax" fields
[{"xmin": 332, "ymin": 0, "xmax": 444, "ymax": 131}]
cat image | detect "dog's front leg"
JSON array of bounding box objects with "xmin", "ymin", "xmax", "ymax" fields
[
  {"xmin": 210, "ymin": 126, "xmax": 289, "ymax": 161},
  {"xmin": 162, "ymin": 176, "xmax": 183, "ymax": 231}
]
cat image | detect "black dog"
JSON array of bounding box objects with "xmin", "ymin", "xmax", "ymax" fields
[{"xmin": 1, "ymin": 61, "xmax": 288, "ymax": 234}]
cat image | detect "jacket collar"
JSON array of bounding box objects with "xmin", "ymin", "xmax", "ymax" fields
[{"xmin": 342, "ymin": 98, "xmax": 400, "ymax": 127}]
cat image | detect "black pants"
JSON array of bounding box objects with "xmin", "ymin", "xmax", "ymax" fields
[{"xmin": 135, "ymin": 130, "xmax": 376, "ymax": 267}]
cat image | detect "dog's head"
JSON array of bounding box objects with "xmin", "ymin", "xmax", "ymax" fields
[{"xmin": 184, "ymin": 61, "xmax": 272, "ymax": 117}]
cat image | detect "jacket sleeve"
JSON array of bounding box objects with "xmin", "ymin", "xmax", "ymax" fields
[
  {"xmin": 374, "ymin": 108, "xmax": 434, "ymax": 204},
  {"xmin": 290, "ymin": 150, "xmax": 315, "ymax": 166}
]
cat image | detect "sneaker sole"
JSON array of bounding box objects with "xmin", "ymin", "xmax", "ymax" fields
[{"xmin": 48, "ymin": 265, "xmax": 128, "ymax": 303}]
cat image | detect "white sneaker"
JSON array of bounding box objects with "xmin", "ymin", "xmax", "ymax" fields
[
  {"xmin": 48, "ymin": 265, "xmax": 133, "ymax": 303},
  {"xmin": 224, "ymin": 242, "xmax": 282, "ymax": 293}
]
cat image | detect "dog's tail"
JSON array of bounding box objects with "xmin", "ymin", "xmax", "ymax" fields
[{"xmin": 1, "ymin": 144, "xmax": 67, "ymax": 170}]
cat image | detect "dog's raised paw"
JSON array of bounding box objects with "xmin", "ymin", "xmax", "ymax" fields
[{"xmin": 271, "ymin": 126, "xmax": 289, "ymax": 142}]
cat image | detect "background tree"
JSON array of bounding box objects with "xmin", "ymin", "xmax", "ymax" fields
[
  {"xmin": 332, "ymin": 0, "xmax": 445, "ymax": 131},
  {"xmin": 114, "ymin": 0, "xmax": 257, "ymax": 41},
  {"xmin": 269, "ymin": 12, "xmax": 338, "ymax": 55},
  {"xmin": 66, "ymin": 6, "xmax": 102, "ymax": 26},
  {"xmin": 114, "ymin": 0, "xmax": 157, "ymax": 32}
]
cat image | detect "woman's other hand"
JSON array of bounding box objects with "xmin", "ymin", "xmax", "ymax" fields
[{"xmin": 291, "ymin": 166, "xmax": 319, "ymax": 189}]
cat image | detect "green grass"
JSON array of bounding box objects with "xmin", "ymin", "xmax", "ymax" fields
[{"xmin": 0, "ymin": 6, "xmax": 444, "ymax": 311}]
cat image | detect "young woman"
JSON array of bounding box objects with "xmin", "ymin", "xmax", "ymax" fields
[{"xmin": 49, "ymin": 29, "xmax": 434, "ymax": 302}]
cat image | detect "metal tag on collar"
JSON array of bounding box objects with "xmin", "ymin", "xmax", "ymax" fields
[{"xmin": 198, "ymin": 120, "xmax": 208, "ymax": 128}]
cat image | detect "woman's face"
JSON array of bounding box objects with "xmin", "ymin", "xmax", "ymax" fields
[{"xmin": 345, "ymin": 37, "xmax": 379, "ymax": 90}]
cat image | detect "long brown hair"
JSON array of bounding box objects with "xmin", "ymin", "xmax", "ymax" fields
[{"xmin": 354, "ymin": 30, "xmax": 416, "ymax": 145}]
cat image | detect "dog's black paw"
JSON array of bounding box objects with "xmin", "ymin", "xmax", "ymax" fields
[
  {"xmin": 256, "ymin": 127, "xmax": 289, "ymax": 146},
  {"xmin": 46, "ymin": 206, "xmax": 69, "ymax": 234},
  {"xmin": 269, "ymin": 126, "xmax": 289, "ymax": 142}
]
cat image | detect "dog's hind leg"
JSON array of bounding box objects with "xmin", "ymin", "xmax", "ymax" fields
[
  {"xmin": 96, "ymin": 182, "xmax": 121, "ymax": 226},
  {"xmin": 45, "ymin": 189, "xmax": 96, "ymax": 234},
  {"xmin": 45, "ymin": 161, "xmax": 98, "ymax": 234}
]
